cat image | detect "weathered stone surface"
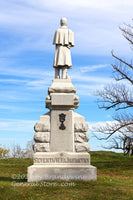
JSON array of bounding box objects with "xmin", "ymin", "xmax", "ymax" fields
[
  {"xmin": 75, "ymin": 132, "xmax": 89, "ymax": 143},
  {"xmin": 74, "ymin": 121, "xmax": 88, "ymax": 132},
  {"xmin": 27, "ymin": 152, "xmax": 97, "ymax": 182},
  {"xmin": 34, "ymin": 143, "xmax": 50, "ymax": 152},
  {"xmin": 36, "ymin": 112, "xmax": 51, "ymax": 130},
  {"xmin": 51, "ymin": 93, "xmax": 74, "ymax": 106},
  {"xmin": 34, "ymin": 122, "xmax": 50, "ymax": 132},
  {"xmin": 75, "ymin": 143, "xmax": 90, "ymax": 152},
  {"xmin": 48, "ymin": 79, "xmax": 76, "ymax": 94},
  {"xmin": 40, "ymin": 112, "xmax": 50, "ymax": 121},
  {"xmin": 34, "ymin": 132, "xmax": 50, "ymax": 143},
  {"xmin": 27, "ymin": 164, "xmax": 97, "ymax": 182},
  {"xmin": 74, "ymin": 95, "xmax": 79, "ymax": 108},
  {"xmin": 74, "ymin": 112, "xmax": 89, "ymax": 132},
  {"xmin": 46, "ymin": 87, "xmax": 79, "ymax": 109},
  {"xmin": 34, "ymin": 113, "xmax": 50, "ymax": 132}
]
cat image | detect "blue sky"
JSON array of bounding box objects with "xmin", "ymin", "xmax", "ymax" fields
[{"xmin": 0, "ymin": 0, "xmax": 133, "ymax": 152}]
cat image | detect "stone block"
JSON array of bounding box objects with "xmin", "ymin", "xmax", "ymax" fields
[
  {"xmin": 74, "ymin": 121, "xmax": 89, "ymax": 132},
  {"xmin": 27, "ymin": 165, "xmax": 97, "ymax": 182},
  {"xmin": 51, "ymin": 93, "xmax": 74, "ymax": 106},
  {"xmin": 75, "ymin": 132, "xmax": 89, "ymax": 143},
  {"xmin": 74, "ymin": 112, "xmax": 89, "ymax": 132},
  {"xmin": 34, "ymin": 112, "xmax": 50, "ymax": 132},
  {"xmin": 75, "ymin": 143, "xmax": 90, "ymax": 152},
  {"xmin": 34, "ymin": 132, "xmax": 50, "ymax": 143},
  {"xmin": 27, "ymin": 152, "xmax": 97, "ymax": 182},
  {"xmin": 48, "ymin": 79, "xmax": 76, "ymax": 94},
  {"xmin": 34, "ymin": 143, "xmax": 50, "ymax": 152},
  {"xmin": 33, "ymin": 152, "xmax": 90, "ymax": 165},
  {"xmin": 34, "ymin": 121, "xmax": 50, "ymax": 132}
]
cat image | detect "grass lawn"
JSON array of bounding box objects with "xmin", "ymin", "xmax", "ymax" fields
[{"xmin": 0, "ymin": 151, "xmax": 133, "ymax": 200}]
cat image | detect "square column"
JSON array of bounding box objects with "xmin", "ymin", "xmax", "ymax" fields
[{"xmin": 50, "ymin": 109, "xmax": 74, "ymax": 152}]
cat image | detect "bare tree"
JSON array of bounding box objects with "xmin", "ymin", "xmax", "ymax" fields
[
  {"xmin": 0, "ymin": 145, "xmax": 9, "ymax": 158},
  {"xmin": 94, "ymin": 19, "xmax": 133, "ymax": 152},
  {"xmin": 23, "ymin": 140, "xmax": 34, "ymax": 158},
  {"xmin": 10, "ymin": 140, "xmax": 34, "ymax": 158},
  {"xmin": 11, "ymin": 144, "xmax": 25, "ymax": 158}
]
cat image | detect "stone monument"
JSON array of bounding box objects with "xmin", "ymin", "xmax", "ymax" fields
[{"xmin": 27, "ymin": 18, "xmax": 97, "ymax": 182}]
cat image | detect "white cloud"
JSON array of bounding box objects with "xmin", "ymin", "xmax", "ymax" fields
[
  {"xmin": 71, "ymin": 73, "xmax": 112, "ymax": 84},
  {"xmin": 79, "ymin": 64, "xmax": 108, "ymax": 72},
  {"xmin": 0, "ymin": 118, "xmax": 36, "ymax": 132},
  {"xmin": 0, "ymin": 0, "xmax": 133, "ymax": 56},
  {"xmin": 0, "ymin": 62, "xmax": 112, "ymax": 86},
  {"xmin": 0, "ymin": 65, "xmax": 53, "ymax": 79},
  {"xmin": 0, "ymin": 79, "xmax": 27, "ymax": 84},
  {"xmin": 88, "ymin": 120, "xmax": 129, "ymax": 137},
  {"xmin": 0, "ymin": 104, "xmax": 43, "ymax": 112},
  {"xmin": 0, "ymin": 61, "xmax": 113, "ymax": 97},
  {"xmin": 89, "ymin": 121, "xmax": 116, "ymax": 129}
]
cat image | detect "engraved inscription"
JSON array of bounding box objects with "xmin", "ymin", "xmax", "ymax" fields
[
  {"xmin": 59, "ymin": 113, "xmax": 66, "ymax": 130},
  {"xmin": 34, "ymin": 157, "xmax": 90, "ymax": 164}
]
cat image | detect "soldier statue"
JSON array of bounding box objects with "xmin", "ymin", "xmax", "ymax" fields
[{"xmin": 53, "ymin": 18, "xmax": 74, "ymax": 79}]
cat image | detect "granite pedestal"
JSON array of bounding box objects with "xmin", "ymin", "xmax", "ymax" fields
[{"xmin": 27, "ymin": 79, "xmax": 97, "ymax": 181}]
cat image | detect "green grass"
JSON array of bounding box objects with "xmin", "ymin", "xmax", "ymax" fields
[{"xmin": 0, "ymin": 151, "xmax": 133, "ymax": 200}]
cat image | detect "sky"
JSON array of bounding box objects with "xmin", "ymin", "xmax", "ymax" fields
[{"xmin": 0, "ymin": 0, "xmax": 133, "ymax": 152}]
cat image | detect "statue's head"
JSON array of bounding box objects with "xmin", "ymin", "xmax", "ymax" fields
[{"xmin": 60, "ymin": 18, "xmax": 67, "ymax": 26}]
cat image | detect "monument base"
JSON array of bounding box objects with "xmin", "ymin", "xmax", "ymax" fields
[
  {"xmin": 27, "ymin": 152, "xmax": 97, "ymax": 182},
  {"xmin": 27, "ymin": 165, "xmax": 97, "ymax": 182}
]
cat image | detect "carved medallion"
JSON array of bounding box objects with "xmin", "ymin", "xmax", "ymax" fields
[{"xmin": 59, "ymin": 113, "xmax": 66, "ymax": 130}]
